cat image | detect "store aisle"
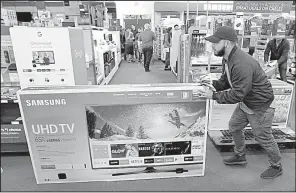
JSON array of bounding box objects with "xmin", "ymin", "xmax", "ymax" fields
[{"xmin": 109, "ymin": 60, "xmax": 177, "ymax": 84}]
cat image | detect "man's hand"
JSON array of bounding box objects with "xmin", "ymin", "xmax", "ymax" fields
[{"xmin": 199, "ymin": 87, "xmax": 214, "ymax": 99}]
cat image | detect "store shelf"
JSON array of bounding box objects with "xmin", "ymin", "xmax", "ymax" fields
[
  {"xmin": 288, "ymin": 80, "xmax": 295, "ymax": 85},
  {"xmin": 276, "ymin": 74, "xmax": 295, "ymax": 85},
  {"xmin": 1, "ymin": 98, "xmax": 28, "ymax": 153},
  {"xmin": 1, "ymin": 82, "xmax": 20, "ymax": 87},
  {"xmin": 11, "ymin": 117, "xmax": 22, "ymax": 125},
  {"xmin": 1, "ymin": 143, "xmax": 28, "ymax": 153},
  {"xmin": 171, "ymin": 68, "xmax": 177, "ymax": 77},
  {"xmin": 101, "ymin": 63, "xmax": 119, "ymax": 85},
  {"xmin": 1, "ymin": 99, "xmax": 18, "ymax": 104},
  {"xmin": 96, "ymin": 74, "xmax": 104, "ymax": 85}
]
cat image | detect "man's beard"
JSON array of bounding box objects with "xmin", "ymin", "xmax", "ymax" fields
[{"xmin": 214, "ymin": 46, "xmax": 225, "ymax": 57}]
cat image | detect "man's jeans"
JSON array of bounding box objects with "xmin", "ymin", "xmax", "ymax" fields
[
  {"xmin": 278, "ymin": 62, "xmax": 287, "ymax": 82},
  {"xmin": 229, "ymin": 104, "xmax": 281, "ymax": 166},
  {"xmin": 142, "ymin": 46, "xmax": 153, "ymax": 70}
]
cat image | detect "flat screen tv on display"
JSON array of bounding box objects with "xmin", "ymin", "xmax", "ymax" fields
[
  {"xmin": 16, "ymin": 12, "xmax": 33, "ymax": 22},
  {"xmin": 189, "ymin": 27, "xmax": 221, "ymax": 66},
  {"xmin": 17, "ymin": 84, "xmax": 209, "ymax": 184}
]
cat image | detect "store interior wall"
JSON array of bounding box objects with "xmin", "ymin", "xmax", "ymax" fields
[{"xmin": 115, "ymin": 1, "xmax": 155, "ymax": 29}]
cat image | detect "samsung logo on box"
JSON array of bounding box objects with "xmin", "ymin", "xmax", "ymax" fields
[{"xmin": 26, "ymin": 99, "xmax": 66, "ymax": 106}]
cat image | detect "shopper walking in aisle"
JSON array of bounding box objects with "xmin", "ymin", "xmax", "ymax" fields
[
  {"xmin": 138, "ymin": 23, "xmax": 157, "ymax": 72},
  {"xmin": 264, "ymin": 35, "xmax": 290, "ymax": 82},
  {"xmin": 131, "ymin": 24, "xmax": 138, "ymax": 60},
  {"xmin": 125, "ymin": 28, "xmax": 135, "ymax": 63},
  {"xmin": 131, "ymin": 24, "xmax": 138, "ymax": 38},
  {"xmin": 135, "ymin": 28, "xmax": 143, "ymax": 63},
  {"xmin": 201, "ymin": 26, "xmax": 283, "ymax": 179},
  {"xmin": 120, "ymin": 29, "xmax": 126, "ymax": 60},
  {"xmin": 164, "ymin": 27, "xmax": 172, "ymax": 71}
]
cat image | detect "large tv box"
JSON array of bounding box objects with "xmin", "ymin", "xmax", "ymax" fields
[{"xmin": 17, "ymin": 84, "xmax": 209, "ymax": 184}]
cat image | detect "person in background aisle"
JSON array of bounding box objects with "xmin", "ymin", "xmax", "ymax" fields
[
  {"xmin": 135, "ymin": 28, "xmax": 143, "ymax": 63},
  {"xmin": 201, "ymin": 26, "xmax": 283, "ymax": 179},
  {"xmin": 131, "ymin": 24, "xmax": 137, "ymax": 38},
  {"xmin": 120, "ymin": 29, "xmax": 126, "ymax": 60},
  {"xmin": 131, "ymin": 24, "xmax": 138, "ymax": 60},
  {"xmin": 174, "ymin": 24, "xmax": 180, "ymax": 30},
  {"xmin": 264, "ymin": 35, "xmax": 290, "ymax": 82},
  {"xmin": 138, "ymin": 23, "xmax": 156, "ymax": 72},
  {"xmin": 164, "ymin": 27, "xmax": 172, "ymax": 71},
  {"xmin": 125, "ymin": 28, "xmax": 135, "ymax": 63}
]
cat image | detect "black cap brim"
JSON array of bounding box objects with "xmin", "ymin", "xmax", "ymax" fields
[{"xmin": 205, "ymin": 35, "xmax": 221, "ymax": 43}]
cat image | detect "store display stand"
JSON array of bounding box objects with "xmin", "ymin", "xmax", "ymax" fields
[
  {"xmin": 207, "ymin": 79, "xmax": 296, "ymax": 152},
  {"xmin": 170, "ymin": 29, "xmax": 182, "ymax": 78},
  {"xmin": 181, "ymin": 26, "xmax": 222, "ymax": 83},
  {"xmin": 1, "ymin": 26, "xmax": 28, "ymax": 153},
  {"xmin": 92, "ymin": 27, "xmax": 120, "ymax": 85},
  {"xmin": 1, "ymin": 85, "xmax": 28, "ymax": 153}
]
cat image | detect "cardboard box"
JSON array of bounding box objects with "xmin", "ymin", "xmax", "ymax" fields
[
  {"xmin": 10, "ymin": 27, "xmax": 88, "ymax": 89},
  {"xmin": 18, "ymin": 84, "xmax": 209, "ymax": 184}
]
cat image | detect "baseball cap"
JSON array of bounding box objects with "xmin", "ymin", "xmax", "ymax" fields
[
  {"xmin": 274, "ymin": 34, "xmax": 285, "ymax": 38},
  {"xmin": 205, "ymin": 26, "xmax": 238, "ymax": 43}
]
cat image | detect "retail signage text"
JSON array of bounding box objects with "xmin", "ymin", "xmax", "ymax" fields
[
  {"xmin": 1, "ymin": 124, "xmax": 27, "ymax": 143},
  {"xmin": 233, "ymin": 1, "xmax": 292, "ymax": 13},
  {"xmin": 203, "ymin": 4, "xmax": 233, "ymax": 12}
]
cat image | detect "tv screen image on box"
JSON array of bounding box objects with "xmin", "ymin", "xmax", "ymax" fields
[
  {"xmin": 86, "ymin": 102, "xmax": 206, "ymax": 169},
  {"xmin": 32, "ymin": 51, "xmax": 55, "ymax": 66}
]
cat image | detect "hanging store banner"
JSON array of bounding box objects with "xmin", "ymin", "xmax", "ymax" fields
[
  {"xmin": 154, "ymin": 2, "xmax": 233, "ymax": 12},
  {"xmin": 233, "ymin": 1, "xmax": 293, "ymax": 13}
]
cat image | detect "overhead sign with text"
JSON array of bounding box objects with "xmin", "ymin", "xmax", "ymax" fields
[
  {"xmin": 18, "ymin": 84, "xmax": 209, "ymax": 184},
  {"xmin": 233, "ymin": 1, "xmax": 293, "ymax": 13}
]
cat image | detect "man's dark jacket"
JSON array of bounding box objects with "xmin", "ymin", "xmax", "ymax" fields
[{"xmin": 212, "ymin": 46, "xmax": 274, "ymax": 117}]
